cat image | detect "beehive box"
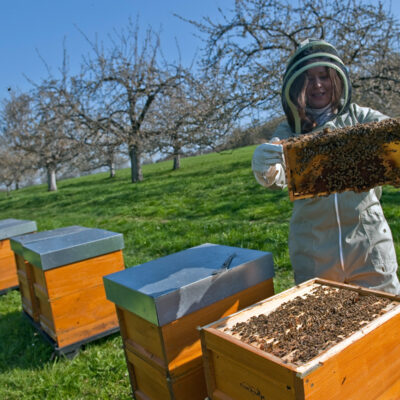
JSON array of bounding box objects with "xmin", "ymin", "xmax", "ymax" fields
[
  {"xmin": 103, "ymin": 243, "xmax": 275, "ymax": 400},
  {"xmin": 10, "ymin": 225, "xmax": 125, "ymax": 355},
  {"xmin": 282, "ymin": 118, "xmax": 400, "ymax": 200},
  {"xmin": 0, "ymin": 218, "xmax": 37, "ymax": 295},
  {"xmin": 200, "ymin": 278, "xmax": 400, "ymax": 400}
]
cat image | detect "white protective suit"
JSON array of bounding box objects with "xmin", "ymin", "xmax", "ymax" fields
[{"xmin": 253, "ymin": 39, "xmax": 400, "ymax": 294}]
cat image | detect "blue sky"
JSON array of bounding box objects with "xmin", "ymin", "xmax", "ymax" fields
[
  {"xmin": 1, "ymin": 0, "xmax": 399, "ymax": 97},
  {"xmin": 0, "ymin": 0, "xmax": 229, "ymax": 94}
]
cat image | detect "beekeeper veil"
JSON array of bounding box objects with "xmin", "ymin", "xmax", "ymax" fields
[{"xmin": 282, "ymin": 38, "xmax": 352, "ymax": 133}]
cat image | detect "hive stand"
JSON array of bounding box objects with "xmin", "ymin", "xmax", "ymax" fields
[
  {"xmin": 200, "ymin": 278, "xmax": 400, "ymax": 400},
  {"xmin": 0, "ymin": 218, "xmax": 37, "ymax": 295},
  {"xmin": 103, "ymin": 243, "xmax": 275, "ymax": 400},
  {"xmin": 10, "ymin": 225, "xmax": 125, "ymax": 357}
]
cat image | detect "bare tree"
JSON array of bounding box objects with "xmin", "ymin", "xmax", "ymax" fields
[
  {"xmin": 83, "ymin": 130, "xmax": 125, "ymax": 178},
  {"xmin": 65, "ymin": 127, "xmax": 126, "ymax": 178},
  {"xmin": 150, "ymin": 66, "xmax": 239, "ymax": 169},
  {"xmin": 0, "ymin": 136, "xmax": 36, "ymax": 193},
  {"xmin": 2, "ymin": 77, "xmax": 84, "ymax": 192},
  {"xmin": 0, "ymin": 149, "xmax": 15, "ymax": 194},
  {"xmin": 81, "ymin": 18, "xmax": 184, "ymax": 182},
  {"xmin": 352, "ymin": 51, "xmax": 400, "ymax": 117},
  {"xmin": 65, "ymin": 73, "xmax": 131, "ymax": 178},
  {"xmin": 33, "ymin": 79, "xmax": 84, "ymax": 191},
  {"xmin": 149, "ymin": 84, "xmax": 194, "ymax": 170},
  {"xmin": 1, "ymin": 40, "xmax": 93, "ymax": 192},
  {"xmin": 0, "ymin": 94, "xmax": 39, "ymax": 190},
  {"xmin": 149, "ymin": 73, "xmax": 203, "ymax": 170},
  {"xmin": 183, "ymin": 0, "xmax": 400, "ymax": 118}
]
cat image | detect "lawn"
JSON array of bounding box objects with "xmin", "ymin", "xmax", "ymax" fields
[{"xmin": 0, "ymin": 145, "xmax": 399, "ymax": 399}]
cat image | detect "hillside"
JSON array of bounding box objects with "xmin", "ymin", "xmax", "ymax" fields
[
  {"xmin": 1, "ymin": 145, "xmax": 400, "ymax": 399},
  {"xmin": 0, "ymin": 146, "xmax": 294, "ymax": 289}
]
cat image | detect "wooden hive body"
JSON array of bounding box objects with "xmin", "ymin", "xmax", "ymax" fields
[
  {"xmin": 0, "ymin": 219, "xmax": 37, "ymax": 294},
  {"xmin": 11, "ymin": 226, "xmax": 125, "ymax": 353},
  {"xmin": 0, "ymin": 239, "xmax": 19, "ymax": 293},
  {"xmin": 104, "ymin": 243, "xmax": 276, "ymax": 400},
  {"xmin": 117, "ymin": 279, "xmax": 274, "ymax": 400},
  {"xmin": 33, "ymin": 250, "xmax": 124, "ymax": 348},
  {"xmin": 283, "ymin": 118, "xmax": 400, "ymax": 200},
  {"xmin": 15, "ymin": 253, "xmax": 40, "ymax": 321},
  {"xmin": 200, "ymin": 279, "xmax": 400, "ymax": 400}
]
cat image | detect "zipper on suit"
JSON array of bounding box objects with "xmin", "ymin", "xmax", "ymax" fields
[{"xmin": 334, "ymin": 193, "xmax": 345, "ymax": 271}]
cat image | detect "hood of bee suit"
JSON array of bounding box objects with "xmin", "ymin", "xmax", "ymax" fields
[{"xmin": 282, "ymin": 38, "xmax": 352, "ymax": 133}]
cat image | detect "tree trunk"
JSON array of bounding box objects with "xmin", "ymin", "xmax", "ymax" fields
[
  {"xmin": 129, "ymin": 145, "xmax": 143, "ymax": 183},
  {"xmin": 109, "ymin": 161, "xmax": 116, "ymax": 178},
  {"xmin": 172, "ymin": 142, "xmax": 182, "ymax": 170},
  {"xmin": 173, "ymin": 154, "xmax": 181, "ymax": 170},
  {"xmin": 47, "ymin": 166, "xmax": 57, "ymax": 191}
]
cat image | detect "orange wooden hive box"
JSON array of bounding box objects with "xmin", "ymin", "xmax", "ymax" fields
[
  {"xmin": 200, "ymin": 278, "xmax": 400, "ymax": 400},
  {"xmin": 10, "ymin": 225, "xmax": 125, "ymax": 356},
  {"xmin": 0, "ymin": 218, "xmax": 37, "ymax": 295},
  {"xmin": 103, "ymin": 243, "xmax": 275, "ymax": 400}
]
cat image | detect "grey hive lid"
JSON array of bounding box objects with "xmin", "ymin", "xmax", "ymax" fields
[
  {"xmin": 103, "ymin": 243, "xmax": 274, "ymax": 326},
  {"xmin": 10, "ymin": 226, "xmax": 88, "ymax": 256},
  {"xmin": 0, "ymin": 219, "xmax": 37, "ymax": 241},
  {"xmin": 10, "ymin": 225, "xmax": 124, "ymax": 270}
]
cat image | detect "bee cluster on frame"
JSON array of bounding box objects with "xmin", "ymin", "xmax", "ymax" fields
[{"xmin": 283, "ymin": 118, "xmax": 400, "ymax": 200}]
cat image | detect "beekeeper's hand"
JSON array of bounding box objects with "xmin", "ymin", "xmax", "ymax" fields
[{"xmin": 252, "ymin": 138, "xmax": 286, "ymax": 188}]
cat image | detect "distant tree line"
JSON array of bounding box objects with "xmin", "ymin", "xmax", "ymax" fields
[{"xmin": 1, "ymin": 0, "xmax": 400, "ymax": 192}]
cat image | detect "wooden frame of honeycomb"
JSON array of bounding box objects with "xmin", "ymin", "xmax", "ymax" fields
[{"xmin": 282, "ymin": 118, "xmax": 400, "ymax": 201}]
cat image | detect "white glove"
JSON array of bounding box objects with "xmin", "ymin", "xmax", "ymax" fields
[{"xmin": 252, "ymin": 138, "xmax": 286, "ymax": 188}]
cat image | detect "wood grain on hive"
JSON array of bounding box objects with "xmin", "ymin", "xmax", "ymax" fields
[
  {"xmin": 282, "ymin": 118, "xmax": 400, "ymax": 201},
  {"xmin": 103, "ymin": 243, "xmax": 275, "ymax": 400},
  {"xmin": 200, "ymin": 278, "xmax": 400, "ymax": 400},
  {"xmin": 0, "ymin": 218, "xmax": 37, "ymax": 295},
  {"xmin": 10, "ymin": 226, "xmax": 125, "ymax": 355}
]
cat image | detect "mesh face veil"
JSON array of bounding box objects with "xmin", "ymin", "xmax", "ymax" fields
[{"xmin": 282, "ymin": 39, "xmax": 352, "ymax": 133}]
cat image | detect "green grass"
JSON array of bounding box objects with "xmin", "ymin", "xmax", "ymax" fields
[{"xmin": 0, "ymin": 145, "xmax": 399, "ymax": 399}]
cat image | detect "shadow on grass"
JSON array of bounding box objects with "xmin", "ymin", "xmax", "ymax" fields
[
  {"xmin": 0, "ymin": 311, "xmax": 124, "ymax": 374},
  {"xmin": 0, "ymin": 311, "xmax": 53, "ymax": 372},
  {"xmin": 80, "ymin": 331, "xmax": 122, "ymax": 353}
]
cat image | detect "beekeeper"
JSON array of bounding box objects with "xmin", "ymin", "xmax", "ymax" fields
[{"xmin": 252, "ymin": 38, "xmax": 400, "ymax": 294}]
